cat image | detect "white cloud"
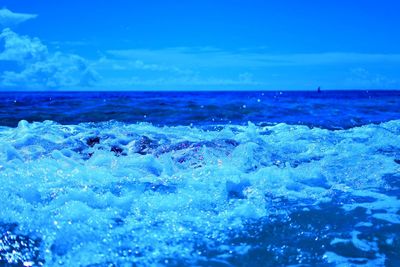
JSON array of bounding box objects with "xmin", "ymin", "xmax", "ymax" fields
[
  {"xmin": 0, "ymin": 28, "xmax": 47, "ymax": 62},
  {"xmin": 100, "ymin": 73, "xmax": 262, "ymax": 89},
  {"xmin": 345, "ymin": 68, "xmax": 398, "ymax": 89},
  {"xmin": 0, "ymin": 28, "xmax": 99, "ymax": 89},
  {"xmin": 108, "ymin": 48, "xmax": 400, "ymax": 68},
  {"xmin": 95, "ymin": 56, "xmax": 192, "ymax": 75},
  {"xmin": 98, "ymin": 47, "xmax": 400, "ymax": 89},
  {"xmin": 0, "ymin": 8, "xmax": 37, "ymax": 28}
]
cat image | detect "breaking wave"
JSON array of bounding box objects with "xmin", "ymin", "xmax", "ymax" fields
[{"xmin": 1, "ymin": 120, "xmax": 400, "ymax": 266}]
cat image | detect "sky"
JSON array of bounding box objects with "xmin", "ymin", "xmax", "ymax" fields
[{"xmin": 0, "ymin": 0, "xmax": 399, "ymax": 91}]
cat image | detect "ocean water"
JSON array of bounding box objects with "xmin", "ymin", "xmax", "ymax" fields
[{"xmin": 0, "ymin": 91, "xmax": 399, "ymax": 266}]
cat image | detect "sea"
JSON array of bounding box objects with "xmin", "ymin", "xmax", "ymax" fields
[{"xmin": 0, "ymin": 90, "xmax": 399, "ymax": 266}]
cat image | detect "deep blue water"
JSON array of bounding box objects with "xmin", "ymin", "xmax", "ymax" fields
[
  {"xmin": 0, "ymin": 91, "xmax": 400, "ymax": 266},
  {"xmin": 1, "ymin": 90, "xmax": 400, "ymax": 129}
]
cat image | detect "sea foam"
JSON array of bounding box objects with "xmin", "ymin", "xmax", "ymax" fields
[{"xmin": 0, "ymin": 120, "xmax": 399, "ymax": 266}]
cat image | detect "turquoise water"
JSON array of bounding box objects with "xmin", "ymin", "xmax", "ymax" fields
[{"xmin": 0, "ymin": 91, "xmax": 399, "ymax": 266}]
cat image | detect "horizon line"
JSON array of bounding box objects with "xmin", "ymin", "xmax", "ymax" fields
[{"xmin": 0, "ymin": 89, "xmax": 400, "ymax": 93}]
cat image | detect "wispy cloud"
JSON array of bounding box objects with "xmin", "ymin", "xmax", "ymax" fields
[
  {"xmin": 345, "ymin": 68, "xmax": 398, "ymax": 89},
  {"xmin": 96, "ymin": 57, "xmax": 191, "ymax": 74},
  {"xmin": 95, "ymin": 47, "xmax": 400, "ymax": 89},
  {"xmin": 102, "ymin": 73, "xmax": 261, "ymax": 87},
  {"xmin": 0, "ymin": 8, "xmax": 37, "ymax": 28},
  {"xmin": 107, "ymin": 47, "xmax": 400, "ymax": 68}
]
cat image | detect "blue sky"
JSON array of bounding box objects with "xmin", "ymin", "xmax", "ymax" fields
[{"xmin": 0, "ymin": 0, "xmax": 399, "ymax": 91}]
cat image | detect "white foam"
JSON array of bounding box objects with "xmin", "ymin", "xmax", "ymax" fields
[{"xmin": 0, "ymin": 120, "xmax": 399, "ymax": 265}]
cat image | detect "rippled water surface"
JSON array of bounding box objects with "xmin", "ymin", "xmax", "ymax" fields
[
  {"xmin": 0, "ymin": 91, "xmax": 399, "ymax": 266},
  {"xmin": 1, "ymin": 91, "xmax": 400, "ymax": 129}
]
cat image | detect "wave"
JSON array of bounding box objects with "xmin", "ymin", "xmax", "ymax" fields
[{"xmin": 1, "ymin": 120, "xmax": 400, "ymax": 266}]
